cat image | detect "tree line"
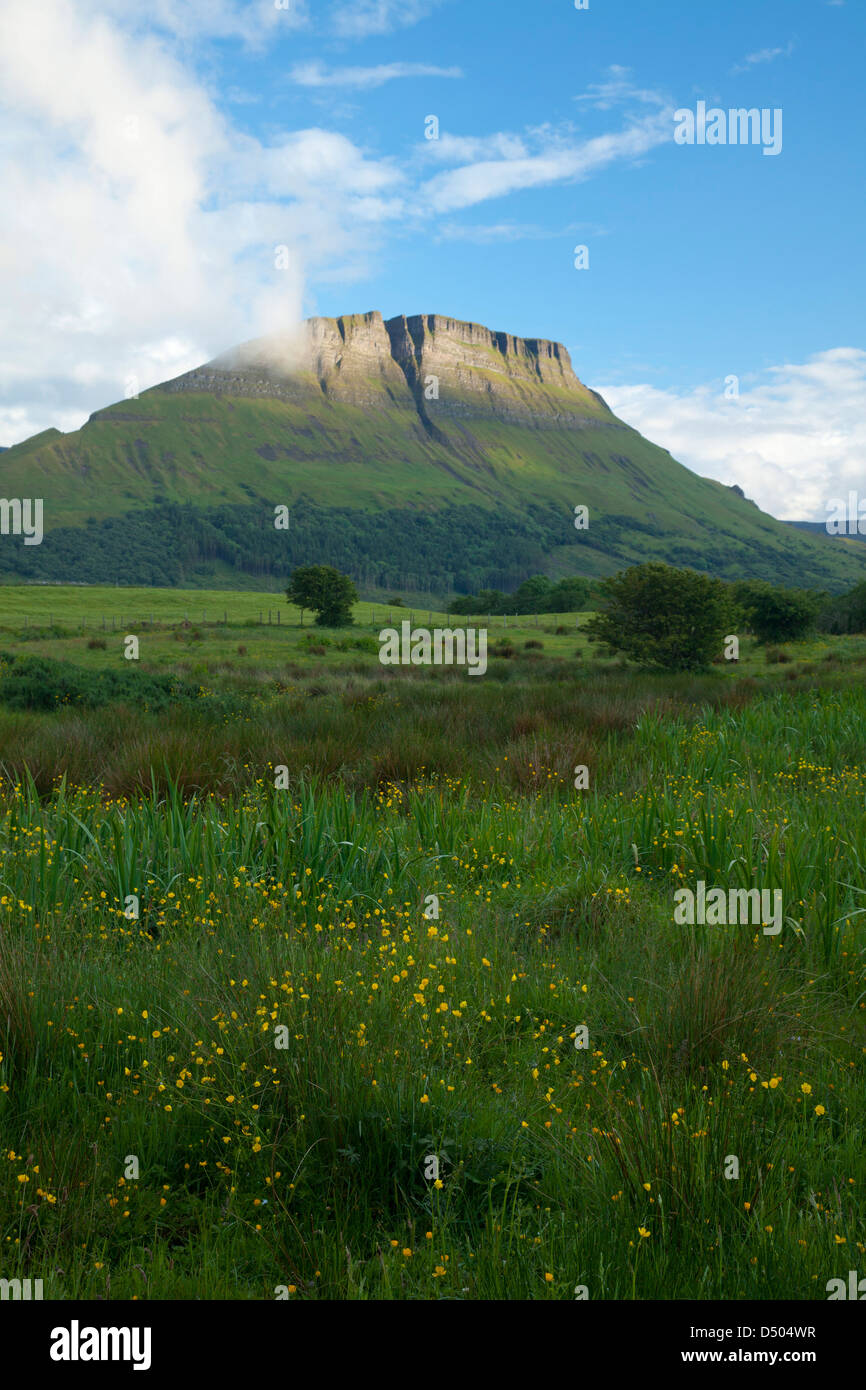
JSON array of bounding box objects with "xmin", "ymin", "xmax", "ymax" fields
[{"xmin": 287, "ymin": 561, "xmax": 866, "ymax": 672}]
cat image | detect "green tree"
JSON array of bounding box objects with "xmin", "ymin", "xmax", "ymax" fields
[
  {"xmin": 586, "ymin": 562, "xmax": 730, "ymax": 671},
  {"xmin": 448, "ymin": 594, "xmax": 477, "ymax": 616},
  {"xmin": 286, "ymin": 565, "xmax": 358, "ymax": 627},
  {"xmin": 548, "ymin": 576, "xmax": 591, "ymax": 612},
  {"xmin": 820, "ymin": 579, "xmax": 866, "ymax": 635},
  {"xmin": 513, "ymin": 575, "xmax": 554, "ymax": 614},
  {"xmin": 733, "ymin": 580, "xmax": 818, "ymax": 644}
]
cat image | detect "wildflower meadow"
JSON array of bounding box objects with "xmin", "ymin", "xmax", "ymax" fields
[{"xmin": 0, "ymin": 599, "xmax": 863, "ymax": 1301}]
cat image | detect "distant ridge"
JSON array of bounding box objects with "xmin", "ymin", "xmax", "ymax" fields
[{"xmin": 787, "ymin": 520, "xmax": 866, "ymax": 545}]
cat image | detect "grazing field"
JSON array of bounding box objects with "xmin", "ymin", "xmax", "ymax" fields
[{"xmin": 0, "ymin": 585, "xmax": 863, "ymax": 1300}]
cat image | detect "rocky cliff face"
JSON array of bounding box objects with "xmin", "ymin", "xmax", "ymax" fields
[{"xmin": 161, "ymin": 311, "xmax": 611, "ymax": 427}]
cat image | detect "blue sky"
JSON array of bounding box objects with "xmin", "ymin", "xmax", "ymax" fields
[
  {"xmin": 0, "ymin": 0, "xmax": 863, "ymax": 519},
  {"xmin": 256, "ymin": 0, "xmax": 863, "ymax": 391}
]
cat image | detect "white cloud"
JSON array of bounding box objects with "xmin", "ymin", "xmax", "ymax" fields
[
  {"xmin": 99, "ymin": 0, "xmax": 309, "ymax": 45},
  {"xmin": 437, "ymin": 223, "xmax": 553, "ymax": 244},
  {"xmin": 420, "ymin": 131, "xmax": 529, "ymax": 164},
  {"xmin": 423, "ymin": 112, "xmax": 672, "ymax": 213},
  {"xmin": 731, "ymin": 41, "xmax": 794, "ymax": 75},
  {"xmin": 573, "ymin": 64, "xmax": 668, "ymax": 111},
  {"xmin": 235, "ymin": 128, "xmax": 403, "ymax": 197},
  {"xmin": 597, "ymin": 349, "xmax": 866, "ymax": 520},
  {"xmin": 291, "ymin": 61, "xmax": 462, "ymax": 89},
  {"xmin": 436, "ymin": 220, "xmax": 597, "ymax": 244},
  {"xmin": 0, "ymin": 0, "xmax": 402, "ymax": 445},
  {"xmin": 330, "ymin": 0, "xmax": 444, "ymax": 39}
]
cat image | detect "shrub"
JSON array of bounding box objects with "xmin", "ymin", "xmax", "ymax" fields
[
  {"xmin": 733, "ymin": 580, "xmax": 818, "ymax": 644},
  {"xmin": 586, "ymin": 563, "xmax": 730, "ymax": 671},
  {"xmin": 0, "ymin": 652, "xmax": 236, "ymax": 715}
]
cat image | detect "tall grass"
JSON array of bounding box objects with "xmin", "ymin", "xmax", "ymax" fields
[{"xmin": 0, "ymin": 675, "xmax": 863, "ymax": 1298}]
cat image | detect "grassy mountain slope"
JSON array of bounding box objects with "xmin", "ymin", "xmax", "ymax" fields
[{"xmin": 1, "ymin": 312, "xmax": 861, "ymax": 594}]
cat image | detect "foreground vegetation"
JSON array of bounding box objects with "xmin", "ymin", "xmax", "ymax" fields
[{"xmin": 0, "ymin": 589, "xmax": 863, "ymax": 1299}]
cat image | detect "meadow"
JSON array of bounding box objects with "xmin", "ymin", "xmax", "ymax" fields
[{"xmin": 0, "ymin": 586, "xmax": 863, "ymax": 1300}]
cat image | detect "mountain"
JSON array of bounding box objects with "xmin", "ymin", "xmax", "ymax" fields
[
  {"xmin": 788, "ymin": 520, "xmax": 866, "ymax": 545},
  {"xmin": 1, "ymin": 311, "xmax": 863, "ymax": 594}
]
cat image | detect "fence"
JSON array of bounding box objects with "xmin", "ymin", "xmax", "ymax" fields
[{"xmin": 14, "ymin": 609, "xmax": 578, "ymax": 630}]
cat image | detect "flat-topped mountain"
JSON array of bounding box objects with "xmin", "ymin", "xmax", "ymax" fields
[
  {"xmin": 159, "ymin": 311, "xmax": 608, "ymax": 425},
  {"xmin": 1, "ymin": 312, "xmax": 863, "ymax": 593}
]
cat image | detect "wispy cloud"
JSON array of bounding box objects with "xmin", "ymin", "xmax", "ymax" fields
[
  {"xmin": 731, "ymin": 40, "xmax": 795, "ymax": 75},
  {"xmin": 573, "ymin": 64, "xmax": 668, "ymax": 111},
  {"xmin": 99, "ymin": 0, "xmax": 309, "ymax": 46},
  {"xmin": 420, "ymin": 131, "xmax": 529, "ymax": 164},
  {"xmin": 436, "ymin": 222, "xmax": 569, "ymax": 244},
  {"xmin": 598, "ymin": 349, "xmax": 866, "ymax": 520},
  {"xmin": 422, "ymin": 111, "xmax": 672, "ymax": 214},
  {"xmin": 330, "ymin": 0, "xmax": 445, "ymax": 39},
  {"xmin": 290, "ymin": 61, "xmax": 462, "ymax": 90}
]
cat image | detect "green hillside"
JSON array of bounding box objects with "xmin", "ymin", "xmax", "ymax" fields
[{"xmin": 1, "ymin": 311, "xmax": 861, "ymax": 595}]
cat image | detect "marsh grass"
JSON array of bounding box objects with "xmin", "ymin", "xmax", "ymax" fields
[{"xmin": 0, "ymin": 653, "xmax": 863, "ymax": 1299}]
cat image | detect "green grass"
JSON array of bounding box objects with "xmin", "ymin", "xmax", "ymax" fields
[{"xmin": 0, "ymin": 587, "xmax": 863, "ymax": 1300}]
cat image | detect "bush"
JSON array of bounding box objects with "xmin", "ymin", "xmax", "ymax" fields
[
  {"xmin": 0, "ymin": 652, "xmax": 234, "ymax": 715},
  {"xmin": 733, "ymin": 581, "xmax": 818, "ymax": 644},
  {"xmin": 818, "ymin": 579, "xmax": 866, "ymax": 635},
  {"xmin": 585, "ymin": 563, "xmax": 730, "ymax": 671}
]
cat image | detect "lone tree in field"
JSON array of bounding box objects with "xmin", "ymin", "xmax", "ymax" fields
[
  {"xmin": 286, "ymin": 565, "xmax": 358, "ymax": 627},
  {"xmin": 586, "ymin": 562, "xmax": 730, "ymax": 671}
]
